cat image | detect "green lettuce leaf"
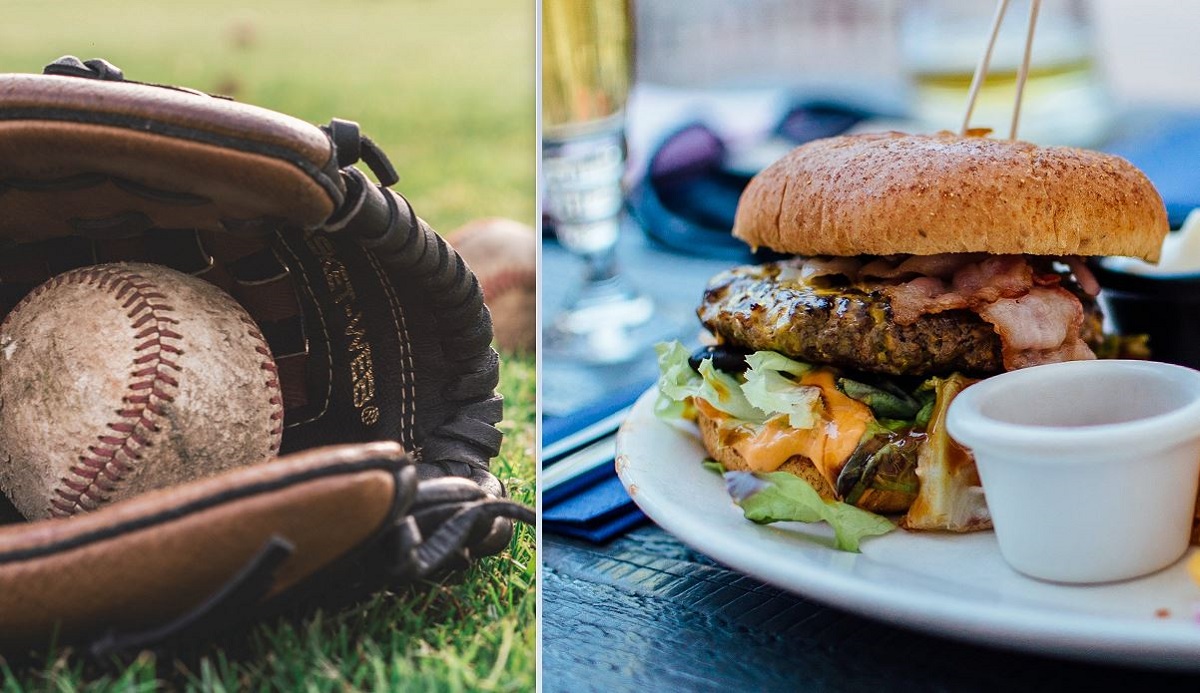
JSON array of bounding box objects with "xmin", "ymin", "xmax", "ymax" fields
[
  {"xmin": 741, "ymin": 351, "xmax": 821, "ymax": 429},
  {"xmin": 837, "ymin": 377, "xmax": 921, "ymax": 420},
  {"xmin": 835, "ymin": 422, "xmax": 923, "ymax": 508},
  {"xmin": 744, "ymin": 350, "xmax": 813, "ymax": 378},
  {"xmin": 654, "ymin": 341, "xmax": 704, "ymax": 420},
  {"xmin": 696, "ymin": 359, "xmax": 763, "ymax": 421},
  {"xmin": 903, "ymin": 373, "xmax": 990, "ymax": 531},
  {"xmin": 654, "ymin": 341, "xmax": 764, "ymax": 422},
  {"xmin": 726, "ymin": 471, "xmax": 895, "ymax": 552}
]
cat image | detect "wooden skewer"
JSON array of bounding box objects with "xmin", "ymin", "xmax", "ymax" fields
[
  {"xmin": 1009, "ymin": 0, "xmax": 1042, "ymax": 140},
  {"xmin": 960, "ymin": 0, "xmax": 1011, "ymax": 136}
]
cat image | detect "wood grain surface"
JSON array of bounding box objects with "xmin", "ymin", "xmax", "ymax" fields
[{"xmin": 543, "ymin": 526, "xmax": 1200, "ymax": 692}]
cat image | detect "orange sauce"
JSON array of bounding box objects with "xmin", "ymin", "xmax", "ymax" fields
[{"xmin": 715, "ymin": 369, "xmax": 872, "ymax": 485}]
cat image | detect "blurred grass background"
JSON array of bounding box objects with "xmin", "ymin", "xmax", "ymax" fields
[
  {"xmin": 0, "ymin": 0, "xmax": 536, "ymax": 690},
  {"xmin": 0, "ymin": 0, "xmax": 534, "ymax": 229}
]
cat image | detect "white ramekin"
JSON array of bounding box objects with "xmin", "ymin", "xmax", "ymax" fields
[{"xmin": 946, "ymin": 359, "xmax": 1200, "ymax": 584}]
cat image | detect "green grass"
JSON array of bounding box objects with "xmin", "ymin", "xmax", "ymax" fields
[
  {"xmin": 0, "ymin": 1, "xmax": 535, "ymax": 690},
  {"xmin": 0, "ymin": 0, "xmax": 535, "ymax": 231}
]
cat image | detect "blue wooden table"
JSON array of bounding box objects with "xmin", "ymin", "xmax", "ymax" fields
[{"xmin": 543, "ymin": 527, "xmax": 1200, "ymax": 692}]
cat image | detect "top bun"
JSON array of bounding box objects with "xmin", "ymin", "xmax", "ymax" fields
[{"xmin": 732, "ymin": 131, "xmax": 1169, "ymax": 262}]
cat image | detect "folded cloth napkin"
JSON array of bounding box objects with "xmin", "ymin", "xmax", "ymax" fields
[
  {"xmin": 542, "ymin": 379, "xmax": 654, "ymax": 543},
  {"xmin": 543, "ymin": 477, "xmax": 650, "ymax": 543}
]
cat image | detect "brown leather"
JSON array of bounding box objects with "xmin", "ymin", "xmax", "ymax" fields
[
  {"xmin": 0, "ymin": 74, "xmax": 332, "ymax": 164},
  {"xmin": 0, "ymin": 121, "xmax": 335, "ymax": 239},
  {"xmin": 0, "ymin": 442, "xmax": 402, "ymax": 647}
]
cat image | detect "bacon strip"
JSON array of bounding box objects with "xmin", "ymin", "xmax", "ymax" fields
[
  {"xmin": 884, "ymin": 277, "xmax": 967, "ymax": 325},
  {"xmin": 883, "ymin": 255, "xmax": 1035, "ymax": 326},
  {"xmin": 858, "ymin": 253, "xmax": 989, "ymax": 280},
  {"xmin": 949, "ymin": 255, "xmax": 1033, "ymax": 304},
  {"xmin": 857, "ymin": 257, "xmax": 900, "ymax": 279},
  {"xmin": 978, "ymin": 286, "xmax": 1095, "ymax": 370},
  {"xmin": 1063, "ymin": 256, "xmax": 1101, "ymax": 296},
  {"xmin": 876, "ymin": 254, "xmax": 1096, "ymax": 369},
  {"xmin": 798, "ymin": 256, "xmax": 861, "ymax": 281},
  {"xmin": 789, "ymin": 252, "xmax": 1098, "ymax": 371},
  {"xmin": 896, "ymin": 253, "xmax": 988, "ymax": 279}
]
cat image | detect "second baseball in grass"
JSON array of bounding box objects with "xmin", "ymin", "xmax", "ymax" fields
[{"xmin": 0, "ymin": 262, "xmax": 284, "ymax": 520}]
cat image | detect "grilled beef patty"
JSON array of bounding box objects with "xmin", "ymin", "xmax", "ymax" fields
[{"xmin": 698, "ymin": 262, "xmax": 1101, "ymax": 377}]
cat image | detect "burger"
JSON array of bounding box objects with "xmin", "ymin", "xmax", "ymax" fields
[{"xmin": 656, "ymin": 131, "xmax": 1169, "ymax": 540}]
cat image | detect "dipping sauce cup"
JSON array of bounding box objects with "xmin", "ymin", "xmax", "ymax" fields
[{"xmin": 946, "ymin": 360, "xmax": 1200, "ymax": 584}]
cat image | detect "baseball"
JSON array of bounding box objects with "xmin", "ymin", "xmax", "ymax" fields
[
  {"xmin": 0, "ymin": 263, "xmax": 283, "ymax": 520},
  {"xmin": 447, "ymin": 217, "xmax": 536, "ymax": 354}
]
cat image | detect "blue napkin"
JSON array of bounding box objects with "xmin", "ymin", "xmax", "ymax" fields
[
  {"xmin": 542, "ymin": 380, "xmax": 654, "ymax": 543},
  {"xmin": 542, "ymin": 378, "xmax": 651, "ymax": 449}
]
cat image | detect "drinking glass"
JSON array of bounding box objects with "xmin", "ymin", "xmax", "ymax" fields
[
  {"xmin": 899, "ymin": 0, "xmax": 1110, "ymax": 146},
  {"xmin": 542, "ymin": 0, "xmax": 658, "ymax": 364}
]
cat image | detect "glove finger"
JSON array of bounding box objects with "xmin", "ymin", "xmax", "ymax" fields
[{"xmin": 0, "ymin": 442, "xmax": 407, "ymax": 650}]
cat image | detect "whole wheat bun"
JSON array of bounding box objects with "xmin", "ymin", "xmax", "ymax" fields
[{"xmin": 733, "ymin": 131, "xmax": 1169, "ymax": 262}]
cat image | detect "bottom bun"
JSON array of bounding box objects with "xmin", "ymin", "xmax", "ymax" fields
[{"xmin": 696, "ymin": 407, "xmax": 837, "ymax": 501}]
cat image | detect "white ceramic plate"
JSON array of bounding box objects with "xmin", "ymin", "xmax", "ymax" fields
[{"xmin": 615, "ymin": 388, "xmax": 1200, "ymax": 671}]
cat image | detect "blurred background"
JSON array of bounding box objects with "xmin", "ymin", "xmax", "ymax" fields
[
  {"xmin": 0, "ymin": 0, "xmax": 533, "ymax": 229},
  {"xmin": 643, "ymin": 0, "xmax": 1200, "ymax": 105},
  {"xmin": 0, "ymin": 1, "xmax": 535, "ymax": 690},
  {"xmin": 634, "ymin": 0, "xmax": 1200, "ymax": 111},
  {"xmin": 542, "ymin": 0, "xmax": 1200, "ymax": 414},
  {"xmin": 628, "ymin": 0, "xmax": 1200, "ymax": 157}
]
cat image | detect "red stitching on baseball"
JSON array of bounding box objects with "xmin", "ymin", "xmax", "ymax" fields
[
  {"xmin": 87, "ymin": 446, "xmax": 115, "ymax": 459},
  {"xmin": 238, "ymin": 314, "xmax": 285, "ymax": 444},
  {"xmin": 20, "ymin": 266, "xmax": 186, "ymax": 518},
  {"xmin": 131, "ymin": 313, "xmax": 156, "ymax": 328}
]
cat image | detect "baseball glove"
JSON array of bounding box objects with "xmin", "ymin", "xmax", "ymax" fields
[{"xmin": 0, "ymin": 57, "xmax": 533, "ymax": 657}]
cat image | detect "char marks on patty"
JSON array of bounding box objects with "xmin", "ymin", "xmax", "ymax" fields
[{"xmin": 698, "ymin": 261, "xmax": 1102, "ymax": 377}]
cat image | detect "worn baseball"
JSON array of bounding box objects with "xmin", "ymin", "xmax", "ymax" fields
[
  {"xmin": 0, "ymin": 263, "xmax": 283, "ymax": 520},
  {"xmin": 447, "ymin": 217, "xmax": 536, "ymax": 354}
]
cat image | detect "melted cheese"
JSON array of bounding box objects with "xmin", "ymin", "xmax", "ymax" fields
[{"xmin": 724, "ymin": 370, "xmax": 872, "ymax": 486}]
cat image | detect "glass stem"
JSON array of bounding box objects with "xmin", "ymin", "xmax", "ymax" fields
[{"xmin": 583, "ymin": 246, "xmax": 619, "ymax": 285}]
